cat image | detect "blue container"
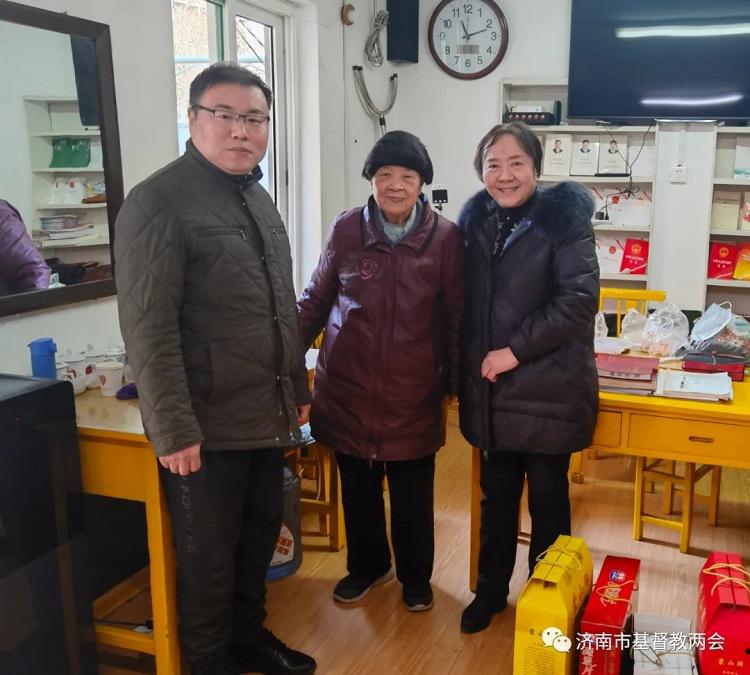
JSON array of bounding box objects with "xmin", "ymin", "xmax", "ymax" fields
[
  {"xmin": 28, "ymin": 337, "xmax": 58, "ymax": 379},
  {"xmin": 266, "ymin": 467, "xmax": 302, "ymax": 581}
]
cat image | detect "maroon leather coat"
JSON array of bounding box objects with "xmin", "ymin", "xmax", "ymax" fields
[
  {"xmin": 298, "ymin": 196, "xmax": 463, "ymax": 461},
  {"xmin": 0, "ymin": 200, "xmax": 50, "ymax": 295}
]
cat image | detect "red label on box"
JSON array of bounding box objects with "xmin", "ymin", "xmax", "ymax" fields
[
  {"xmin": 707, "ymin": 242, "xmax": 739, "ymax": 279},
  {"xmin": 620, "ymin": 238, "xmax": 649, "ymax": 274},
  {"xmin": 697, "ymin": 552, "xmax": 750, "ymax": 675},
  {"xmin": 579, "ymin": 555, "xmax": 640, "ymax": 675}
]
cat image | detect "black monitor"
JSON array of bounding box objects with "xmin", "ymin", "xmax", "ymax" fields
[{"xmin": 568, "ymin": 0, "xmax": 750, "ymax": 122}]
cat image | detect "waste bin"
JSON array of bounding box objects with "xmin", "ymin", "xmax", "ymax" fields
[{"xmin": 266, "ymin": 466, "xmax": 302, "ymax": 581}]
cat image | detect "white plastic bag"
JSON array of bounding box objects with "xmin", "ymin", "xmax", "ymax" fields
[
  {"xmin": 690, "ymin": 302, "xmax": 750, "ymax": 356},
  {"xmin": 640, "ymin": 303, "xmax": 690, "ymax": 356},
  {"xmin": 620, "ymin": 308, "xmax": 647, "ymax": 345}
]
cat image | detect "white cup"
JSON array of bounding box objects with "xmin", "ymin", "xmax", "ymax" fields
[
  {"xmin": 96, "ymin": 360, "xmax": 124, "ymax": 397},
  {"xmin": 84, "ymin": 348, "xmax": 105, "ymax": 388},
  {"xmin": 62, "ymin": 369, "xmax": 87, "ymax": 395}
]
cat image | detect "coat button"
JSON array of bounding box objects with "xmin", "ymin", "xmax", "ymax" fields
[
  {"xmin": 274, "ymin": 436, "xmax": 280, "ymax": 442},
  {"xmin": 276, "ymin": 376, "xmax": 281, "ymax": 382},
  {"xmin": 273, "ymin": 315, "xmax": 278, "ymax": 321}
]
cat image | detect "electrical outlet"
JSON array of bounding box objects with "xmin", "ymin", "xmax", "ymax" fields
[{"xmin": 669, "ymin": 164, "xmax": 688, "ymax": 183}]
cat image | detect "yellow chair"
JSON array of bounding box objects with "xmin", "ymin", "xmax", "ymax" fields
[{"xmin": 576, "ymin": 286, "xmax": 721, "ymax": 553}]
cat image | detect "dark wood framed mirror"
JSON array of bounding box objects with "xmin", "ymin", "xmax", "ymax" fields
[{"xmin": 0, "ymin": 0, "xmax": 122, "ymax": 317}]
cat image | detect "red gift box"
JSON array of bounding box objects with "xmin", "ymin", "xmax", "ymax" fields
[
  {"xmin": 579, "ymin": 555, "xmax": 640, "ymax": 675},
  {"xmin": 697, "ymin": 552, "xmax": 750, "ymax": 675},
  {"xmin": 620, "ymin": 238, "xmax": 649, "ymax": 274},
  {"xmin": 707, "ymin": 242, "xmax": 739, "ymax": 279}
]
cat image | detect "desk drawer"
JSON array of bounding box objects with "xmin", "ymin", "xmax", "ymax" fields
[
  {"xmin": 592, "ymin": 411, "xmax": 622, "ymax": 447},
  {"xmin": 629, "ymin": 414, "xmax": 750, "ymax": 464}
]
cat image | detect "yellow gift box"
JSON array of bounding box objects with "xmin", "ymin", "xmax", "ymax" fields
[{"xmin": 513, "ymin": 535, "xmax": 593, "ymax": 675}]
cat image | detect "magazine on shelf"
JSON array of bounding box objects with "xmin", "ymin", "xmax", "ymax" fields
[
  {"xmin": 707, "ymin": 242, "xmax": 739, "ymax": 279},
  {"xmin": 569, "ymin": 136, "xmax": 599, "ymax": 176},
  {"xmin": 542, "ymin": 134, "xmax": 572, "ymax": 176},
  {"xmin": 711, "ymin": 191, "xmax": 741, "ymax": 230},
  {"xmin": 734, "ymin": 137, "xmax": 750, "ymax": 179},
  {"xmin": 620, "ymin": 238, "xmax": 649, "ymax": 274},
  {"xmin": 597, "ymin": 135, "xmax": 628, "ymax": 174},
  {"xmin": 740, "ymin": 192, "xmax": 750, "ymax": 231},
  {"xmin": 594, "ymin": 234, "xmax": 625, "ymax": 273},
  {"xmin": 627, "ymin": 141, "xmax": 655, "ymax": 178}
]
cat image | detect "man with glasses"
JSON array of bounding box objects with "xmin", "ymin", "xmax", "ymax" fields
[{"xmin": 115, "ymin": 62, "xmax": 315, "ymax": 675}]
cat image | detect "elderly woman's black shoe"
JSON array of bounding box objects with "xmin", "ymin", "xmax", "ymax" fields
[{"xmin": 460, "ymin": 595, "xmax": 507, "ymax": 634}]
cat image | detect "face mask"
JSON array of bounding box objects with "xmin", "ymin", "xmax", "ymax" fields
[{"xmin": 690, "ymin": 302, "xmax": 732, "ymax": 343}]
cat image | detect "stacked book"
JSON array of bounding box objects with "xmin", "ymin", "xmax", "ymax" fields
[
  {"xmin": 596, "ymin": 353, "xmax": 659, "ymax": 395},
  {"xmin": 33, "ymin": 214, "xmax": 94, "ymax": 243},
  {"xmin": 655, "ymin": 370, "xmax": 733, "ymax": 402}
]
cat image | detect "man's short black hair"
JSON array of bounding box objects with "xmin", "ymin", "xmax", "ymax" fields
[{"xmin": 189, "ymin": 62, "xmax": 273, "ymax": 109}]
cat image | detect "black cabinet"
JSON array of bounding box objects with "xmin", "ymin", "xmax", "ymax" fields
[{"xmin": 0, "ymin": 375, "xmax": 97, "ymax": 675}]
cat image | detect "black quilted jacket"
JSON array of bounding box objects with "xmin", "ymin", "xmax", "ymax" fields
[
  {"xmin": 458, "ymin": 182, "xmax": 599, "ymax": 455},
  {"xmin": 115, "ymin": 141, "xmax": 310, "ymax": 457}
]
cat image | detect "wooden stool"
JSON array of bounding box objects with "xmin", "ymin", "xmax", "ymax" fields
[
  {"xmin": 633, "ymin": 457, "xmax": 721, "ymax": 553},
  {"xmin": 295, "ymin": 436, "xmax": 345, "ymax": 551}
]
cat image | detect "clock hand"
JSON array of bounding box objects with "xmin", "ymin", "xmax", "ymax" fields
[
  {"xmin": 460, "ymin": 20, "xmax": 470, "ymax": 40},
  {"xmin": 467, "ymin": 28, "xmax": 488, "ymax": 38}
]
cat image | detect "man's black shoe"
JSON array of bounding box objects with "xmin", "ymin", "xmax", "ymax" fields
[
  {"xmin": 332, "ymin": 567, "xmax": 394, "ymax": 603},
  {"xmin": 460, "ymin": 595, "xmax": 507, "ymax": 634},
  {"xmin": 232, "ymin": 629, "xmax": 316, "ymax": 674},
  {"xmin": 402, "ymin": 583, "xmax": 434, "ymax": 612}
]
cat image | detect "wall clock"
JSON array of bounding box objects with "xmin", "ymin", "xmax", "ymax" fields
[{"xmin": 428, "ymin": 0, "xmax": 509, "ymax": 80}]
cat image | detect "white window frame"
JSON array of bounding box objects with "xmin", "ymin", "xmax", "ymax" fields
[{"xmin": 223, "ymin": 0, "xmax": 297, "ymax": 271}]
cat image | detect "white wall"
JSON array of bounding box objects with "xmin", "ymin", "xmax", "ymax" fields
[{"xmin": 341, "ymin": 0, "xmax": 571, "ymax": 222}]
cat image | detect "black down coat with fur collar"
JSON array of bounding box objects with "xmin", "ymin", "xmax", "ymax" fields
[{"xmin": 457, "ymin": 181, "xmax": 599, "ymax": 454}]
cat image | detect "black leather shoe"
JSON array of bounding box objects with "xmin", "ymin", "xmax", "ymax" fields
[
  {"xmin": 232, "ymin": 629, "xmax": 316, "ymax": 674},
  {"xmin": 460, "ymin": 595, "xmax": 507, "ymax": 634}
]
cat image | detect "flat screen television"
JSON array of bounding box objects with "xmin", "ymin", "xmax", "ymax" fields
[{"xmin": 568, "ymin": 0, "xmax": 750, "ymax": 122}]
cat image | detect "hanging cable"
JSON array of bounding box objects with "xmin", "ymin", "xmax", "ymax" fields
[
  {"xmin": 364, "ymin": 9, "xmax": 389, "ymax": 67},
  {"xmin": 353, "ymin": 66, "xmax": 398, "ymax": 136}
]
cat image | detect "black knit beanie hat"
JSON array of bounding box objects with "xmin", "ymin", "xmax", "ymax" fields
[{"xmin": 362, "ymin": 130, "xmax": 434, "ymax": 185}]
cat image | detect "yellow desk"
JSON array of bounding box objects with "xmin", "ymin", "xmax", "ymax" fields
[
  {"xmin": 469, "ymin": 381, "xmax": 750, "ymax": 589},
  {"xmin": 75, "ymin": 391, "xmax": 180, "ymax": 674}
]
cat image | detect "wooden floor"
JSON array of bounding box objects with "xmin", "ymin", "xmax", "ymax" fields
[{"xmin": 100, "ymin": 420, "xmax": 750, "ymax": 674}]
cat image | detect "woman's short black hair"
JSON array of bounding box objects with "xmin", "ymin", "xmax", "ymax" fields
[
  {"xmin": 189, "ymin": 61, "xmax": 273, "ymax": 109},
  {"xmin": 472, "ymin": 121, "xmax": 542, "ymax": 178},
  {"xmin": 362, "ymin": 130, "xmax": 434, "ymax": 185}
]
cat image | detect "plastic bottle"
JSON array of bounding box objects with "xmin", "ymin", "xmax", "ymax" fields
[{"xmin": 28, "ymin": 337, "xmax": 58, "ymax": 379}]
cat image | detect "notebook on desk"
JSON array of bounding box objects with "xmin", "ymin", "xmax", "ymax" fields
[{"xmin": 655, "ymin": 370, "xmax": 734, "ymax": 401}]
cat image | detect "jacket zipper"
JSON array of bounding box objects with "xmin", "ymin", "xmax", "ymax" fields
[{"xmin": 198, "ymin": 227, "xmax": 246, "ymax": 240}]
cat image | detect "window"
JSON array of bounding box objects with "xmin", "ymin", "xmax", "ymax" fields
[{"xmin": 171, "ymin": 0, "xmax": 287, "ymax": 218}]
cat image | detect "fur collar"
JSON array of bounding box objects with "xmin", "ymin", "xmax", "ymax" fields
[{"xmin": 458, "ymin": 181, "xmax": 595, "ymax": 240}]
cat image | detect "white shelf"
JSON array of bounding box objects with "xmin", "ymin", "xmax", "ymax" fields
[
  {"xmin": 532, "ymin": 124, "xmax": 654, "ymax": 134},
  {"xmin": 37, "ymin": 203, "xmax": 107, "ymax": 210},
  {"xmin": 712, "ymin": 178, "xmax": 750, "ymax": 186},
  {"xmin": 594, "ymin": 223, "xmax": 650, "ymax": 233},
  {"xmin": 540, "ymin": 175, "xmax": 653, "ymax": 184},
  {"xmin": 35, "ymin": 235, "xmax": 110, "ymax": 249},
  {"xmin": 32, "ymin": 166, "xmax": 103, "ymax": 173},
  {"xmin": 710, "ymin": 229, "xmax": 750, "ymax": 237},
  {"xmin": 30, "ymin": 130, "xmax": 99, "ymax": 137},
  {"xmin": 706, "ymin": 279, "xmax": 750, "ymax": 289},
  {"xmin": 600, "ymin": 273, "xmax": 648, "ymax": 281},
  {"xmin": 717, "ymin": 127, "xmax": 750, "ymax": 135}
]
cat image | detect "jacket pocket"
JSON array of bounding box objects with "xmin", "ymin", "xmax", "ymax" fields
[
  {"xmin": 197, "ymin": 227, "xmax": 247, "ymax": 240},
  {"xmin": 208, "ymin": 339, "xmax": 263, "ymax": 399}
]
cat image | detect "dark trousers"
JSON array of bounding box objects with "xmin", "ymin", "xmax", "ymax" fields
[
  {"xmin": 160, "ymin": 449, "xmax": 283, "ymax": 670},
  {"xmin": 476, "ymin": 451, "xmax": 571, "ymax": 600},
  {"xmin": 336, "ymin": 452, "xmax": 435, "ymax": 588}
]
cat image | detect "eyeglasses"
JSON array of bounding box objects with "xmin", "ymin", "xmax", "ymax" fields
[{"xmin": 192, "ymin": 104, "xmax": 270, "ymax": 128}]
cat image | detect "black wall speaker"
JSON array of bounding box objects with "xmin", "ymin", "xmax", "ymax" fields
[
  {"xmin": 70, "ymin": 35, "xmax": 100, "ymax": 127},
  {"xmin": 386, "ymin": 0, "xmax": 419, "ymax": 64}
]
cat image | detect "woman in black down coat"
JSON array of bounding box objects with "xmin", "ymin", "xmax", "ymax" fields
[{"xmin": 458, "ymin": 122, "xmax": 599, "ymax": 634}]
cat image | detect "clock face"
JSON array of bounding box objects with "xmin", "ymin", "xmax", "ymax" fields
[{"xmin": 428, "ymin": 0, "xmax": 509, "ymax": 80}]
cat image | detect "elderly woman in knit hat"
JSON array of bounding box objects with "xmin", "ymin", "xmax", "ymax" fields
[{"xmin": 298, "ymin": 130, "xmax": 463, "ymax": 612}]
